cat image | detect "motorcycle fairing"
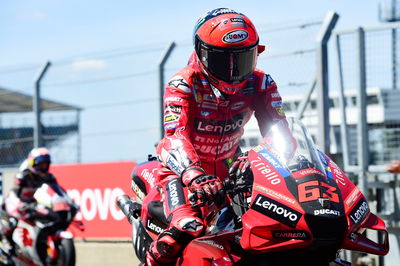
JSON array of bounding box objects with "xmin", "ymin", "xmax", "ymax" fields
[
  {"xmin": 180, "ymin": 232, "xmax": 240, "ymax": 266},
  {"xmin": 240, "ymin": 147, "xmax": 313, "ymax": 252},
  {"xmin": 324, "ymin": 154, "xmax": 389, "ymax": 256}
]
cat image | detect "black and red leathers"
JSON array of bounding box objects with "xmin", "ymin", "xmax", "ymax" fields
[{"xmin": 146, "ymin": 53, "xmax": 289, "ymax": 265}]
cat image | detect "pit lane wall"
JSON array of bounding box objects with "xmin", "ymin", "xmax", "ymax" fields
[{"xmin": 0, "ymin": 161, "xmax": 136, "ymax": 239}]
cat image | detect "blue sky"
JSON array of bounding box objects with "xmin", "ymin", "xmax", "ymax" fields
[{"xmin": 0, "ymin": 0, "xmax": 387, "ymax": 163}]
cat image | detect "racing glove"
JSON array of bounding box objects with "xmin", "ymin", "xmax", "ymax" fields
[
  {"xmin": 229, "ymin": 152, "xmax": 251, "ymax": 179},
  {"xmin": 187, "ymin": 175, "xmax": 223, "ymax": 206}
]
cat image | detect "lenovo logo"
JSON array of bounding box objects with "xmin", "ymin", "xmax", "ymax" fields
[
  {"xmin": 195, "ymin": 113, "xmax": 245, "ymax": 135},
  {"xmin": 349, "ymin": 198, "xmax": 369, "ymax": 225},
  {"xmin": 251, "ymin": 194, "xmax": 302, "ymax": 228},
  {"xmin": 167, "ymin": 179, "xmax": 185, "ymax": 210}
]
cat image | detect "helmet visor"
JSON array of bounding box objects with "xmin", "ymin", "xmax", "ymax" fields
[{"xmin": 197, "ymin": 41, "xmax": 258, "ymax": 83}]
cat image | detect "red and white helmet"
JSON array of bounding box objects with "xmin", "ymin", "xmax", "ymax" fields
[
  {"xmin": 193, "ymin": 8, "xmax": 264, "ymax": 95},
  {"xmin": 27, "ymin": 147, "xmax": 51, "ymax": 176}
]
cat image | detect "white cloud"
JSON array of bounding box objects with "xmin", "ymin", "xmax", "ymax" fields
[
  {"xmin": 18, "ymin": 11, "xmax": 48, "ymax": 21},
  {"xmin": 70, "ymin": 59, "xmax": 107, "ymax": 71}
]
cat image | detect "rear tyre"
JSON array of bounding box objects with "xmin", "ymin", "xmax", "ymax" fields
[{"xmin": 57, "ymin": 239, "xmax": 76, "ymax": 266}]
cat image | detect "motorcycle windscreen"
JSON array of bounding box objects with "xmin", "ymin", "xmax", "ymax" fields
[{"xmin": 262, "ymin": 118, "xmax": 326, "ymax": 177}]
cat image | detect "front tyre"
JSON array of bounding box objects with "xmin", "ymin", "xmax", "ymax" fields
[{"xmin": 57, "ymin": 239, "xmax": 76, "ymax": 266}]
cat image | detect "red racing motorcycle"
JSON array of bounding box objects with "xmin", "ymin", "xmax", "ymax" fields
[{"xmin": 117, "ymin": 118, "xmax": 389, "ymax": 265}]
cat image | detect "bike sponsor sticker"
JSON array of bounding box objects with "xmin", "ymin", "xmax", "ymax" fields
[
  {"xmin": 195, "ymin": 113, "xmax": 245, "ymax": 135},
  {"xmin": 314, "ymin": 209, "xmax": 341, "ymax": 216},
  {"xmin": 230, "ymin": 17, "xmax": 245, "ymax": 24},
  {"xmin": 168, "ymin": 76, "xmax": 191, "ymax": 93},
  {"xmin": 261, "ymin": 74, "xmax": 276, "ymax": 90},
  {"xmin": 272, "ymin": 230, "xmax": 310, "ymax": 240},
  {"xmin": 349, "ymin": 198, "xmax": 369, "ymax": 225},
  {"xmin": 271, "ymin": 100, "xmax": 282, "ymax": 108},
  {"xmin": 271, "ymin": 92, "xmax": 281, "ymax": 99},
  {"xmin": 257, "ymin": 149, "xmax": 290, "ymax": 178},
  {"xmin": 200, "ymin": 110, "xmax": 212, "ymax": 117},
  {"xmin": 222, "ymin": 30, "xmax": 248, "ymax": 43},
  {"xmin": 193, "ymin": 137, "xmax": 240, "ymax": 155},
  {"xmin": 165, "ymin": 104, "xmax": 182, "ymax": 114},
  {"xmin": 146, "ymin": 217, "xmax": 166, "ymax": 235},
  {"xmin": 198, "ymin": 239, "xmax": 224, "ymax": 250},
  {"xmin": 275, "ymin": 106, "xmax": 285, "ymax": 116},
  {"xmin": 331, "ymin": 161, "xmax": 347, "ymax": 186},
  {"xmin": 166, "ymin": 179, "xmax": 186, "ymax": 210},
  {"xmin": 164, "ymin": 122, "xmax": 179, "ymax": 130},
  {"xmin": 230, "ymin": 101, "xmax": 245, "ymax": 110},
  {"xmin": 251, "ymin": 156, "xmax": 282, "ymax": 185},
  {"xmin": 165, "ymin": 96, "xmax": 183, "ymax": 103},
  {"xmin": 345, "ymin": 187, "xmax": 361, "ymax": 208},
  {"xmin": 254, "ymin": 184, "xmax": 295, "ymax": 204},
  {"xmin": 166, "ymin": 155, "xmax": 184, "ymax": 175},
  {"xmin": 251, "ymin": 194, "xmax": 302, "ymax": 228},
  {"xmin": 164, "ymin": 114, "xmax": 180, "ymax": 123},
  {"xmin": 292, "ymin": 168, "xmax": 325, "ymax": 179}
]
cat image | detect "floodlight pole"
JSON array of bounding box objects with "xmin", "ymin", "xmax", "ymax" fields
[
  {"xmin": 158, "ymin": 41, "xmax": 176, "ymax": 139},
  {"xmin": 33, "ymin": 61, "xmax": 51, "ymax": 148}
]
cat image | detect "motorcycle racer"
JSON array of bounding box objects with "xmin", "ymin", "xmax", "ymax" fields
[
  {"xmin": 146, "ymin": 8, "xmax": 291, "ymax": 265},
  {"xmin": 3, "ymin": 147, "xmax": 58, "ymax": 265}
]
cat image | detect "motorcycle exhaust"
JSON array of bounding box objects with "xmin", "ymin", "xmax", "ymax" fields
[{"xmin": 116, "ymin": 194, "xmax": 141, "ymax": 224}]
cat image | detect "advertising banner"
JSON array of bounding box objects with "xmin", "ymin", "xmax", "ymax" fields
[{"xmin": 51, "ymin": 161, "xmax": 135, "ymax": 239}]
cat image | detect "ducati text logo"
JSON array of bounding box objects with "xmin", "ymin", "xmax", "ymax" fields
[
  {"xmin": 251, "ymin": 194, "xmax": 302, "ymax": 228},
  {"xmin": 314, "ymin": 209, "xmax": 341, "ymax": 216},
  {"xmin": 222, "ymin": 30, "xmax": 249, "ymax": 43}
]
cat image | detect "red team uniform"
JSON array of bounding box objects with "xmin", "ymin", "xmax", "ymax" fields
[{"xmin": 146, "ymin": 8, "xmax": 289, "ymax": 265}]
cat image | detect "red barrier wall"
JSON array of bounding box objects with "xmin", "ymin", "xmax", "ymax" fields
[{"xmin": 50, "ymin": 161, "xmax": 135, "ymax": 239}]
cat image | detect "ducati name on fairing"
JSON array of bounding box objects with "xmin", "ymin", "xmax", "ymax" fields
[{"xmin": 314, "ymin": 209, "xmax": 341, "ymax": 216}]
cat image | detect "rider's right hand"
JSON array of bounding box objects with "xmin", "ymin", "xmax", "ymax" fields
[{"xmin": 188, "ymin": 175, "xmax": 223, "ymax": 206}]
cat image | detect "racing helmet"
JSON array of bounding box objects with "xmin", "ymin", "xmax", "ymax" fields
[
  {"xmin": 193, "ymin": 8, "xmax": 264, "ymax": 95},
  {"xmin": 27, "ymin": 147, "xmax": 51, "ymax": 176}
]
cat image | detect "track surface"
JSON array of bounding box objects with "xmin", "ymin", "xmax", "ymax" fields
[{"xmin": 75, "ymin": 241, "xmax": 140, "ymax": 266}]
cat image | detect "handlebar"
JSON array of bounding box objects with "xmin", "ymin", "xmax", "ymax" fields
[{"xmin": 188, "ymin": 177, "xmax": 252, "ymax": 209}]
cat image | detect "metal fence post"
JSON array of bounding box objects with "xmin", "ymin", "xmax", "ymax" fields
[
  {"xmin": 335, "ymin": 33, "xmax": 351, "ymax": 170},
  {"xmin": 315, "ymin": 11, "xmax": 339, "ymax": 154},
  {"xmin": 158, "ymin": 42, "xmax": 176, "ymax": 139},
  {"xmin": 33, "ymin": 61, "xmax": 51, "ymax": 148},
  {"xmin": 392, "ymin": 27, "xmax": 398, "ymax": 89},
  {"xmin": 356, "ymin": 27, "xmax": 369, "ymax": 196}
]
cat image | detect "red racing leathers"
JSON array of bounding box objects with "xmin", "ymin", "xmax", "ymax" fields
[{"xmin": 146, "ymin": 54, "xmax": 288, "ymax": 264}]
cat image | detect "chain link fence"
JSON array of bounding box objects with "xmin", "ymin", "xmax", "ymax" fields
[
  {"xmin": 0, "ymin": 105, "xmax": 80, "ymax": 167},
  {"xmin": 336, "ymin": 23, "xmax": 400, "ymax": 166}
]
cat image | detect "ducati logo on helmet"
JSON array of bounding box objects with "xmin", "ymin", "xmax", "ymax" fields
[{"xmin": 222, "ymin": 30, "xmax": 249, "ymax": 43}]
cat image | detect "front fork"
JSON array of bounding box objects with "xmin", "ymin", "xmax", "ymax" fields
[{"xmin": 47, "ymin": 230, "xmax": 74, "ymax": 261}]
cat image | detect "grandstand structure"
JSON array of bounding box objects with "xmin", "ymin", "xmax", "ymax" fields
[{"xmin": 0, "ymin": 87, "xmax": 81, "ymax": 167}]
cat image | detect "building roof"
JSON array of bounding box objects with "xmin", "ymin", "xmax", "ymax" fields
[{"xmin": 0, "ymin": 87, "xmax": 80, "ymax": 113}]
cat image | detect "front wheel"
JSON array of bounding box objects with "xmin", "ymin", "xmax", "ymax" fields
[{"xmin": 57, "ymin": 239, "xmax": 76, "ymax": 266}]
